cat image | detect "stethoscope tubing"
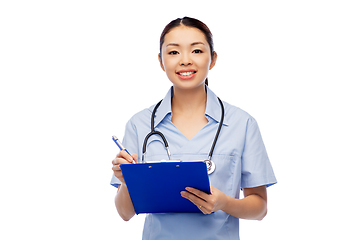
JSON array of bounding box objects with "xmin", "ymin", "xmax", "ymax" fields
[
  {"xmin": 142, "ymin": 97, "xmax": 224, "ymax": 173},
  {"xmin": 207, "ymin": 97, "xmax": 224, "ymax": 160}
]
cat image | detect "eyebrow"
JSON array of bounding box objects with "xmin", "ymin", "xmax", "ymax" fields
[
  {"xmin": 166, "ymin": 42, "xmax": 205, "ymax": 47},
  {"xmin": 191, "ymin": 42, "xmax": 205, "ymax": 46}
]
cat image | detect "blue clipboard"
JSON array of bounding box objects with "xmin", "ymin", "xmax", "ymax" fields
[{"xmin": 120, "ymin": 161, "xmax": 211, "ymax": 214}]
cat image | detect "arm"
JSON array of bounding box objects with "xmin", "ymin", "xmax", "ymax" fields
[
  {"xmin": 115, "ymin": 183, "xmax": 136, "ymax": 221},
  {"xmin": 224, "ymin": 186, "xmax": 267, "ymax": 220},
  {"xmin": 181, "ymin": 185, "xmax": 267, "ymax": 220},
  {"xmin": 112, "ymin": 151, "xmax": 138, "ymax": 221}
]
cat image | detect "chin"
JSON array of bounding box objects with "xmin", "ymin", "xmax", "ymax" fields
[
  {"xmin": 170, "ymin": 77, "xmax": 206, "ymax": 90},
  {"xmin": 172, "ymin": 81, "xmax": 206, "ymax": 90}
]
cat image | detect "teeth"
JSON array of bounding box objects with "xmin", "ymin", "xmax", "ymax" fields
[{"xmin": 178, "ymin": 71, "xmax": 195, "ymax": 76}]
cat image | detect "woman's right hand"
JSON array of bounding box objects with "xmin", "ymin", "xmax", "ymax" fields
[{"xmin": 112, "ymin": 150, "xmax": 138, "ymax": 184}]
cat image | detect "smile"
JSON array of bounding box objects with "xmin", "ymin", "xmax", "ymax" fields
[{"xmin": 177, "ymin": 71, "xmax": 196, "ymax": 76}]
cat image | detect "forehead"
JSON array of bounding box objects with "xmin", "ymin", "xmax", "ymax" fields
[{"xmin": 163, "ymin": 26, "xmax": 208, "ymax": 47}]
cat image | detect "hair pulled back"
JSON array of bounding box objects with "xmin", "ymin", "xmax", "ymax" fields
[{"xmin": 159, "ymin": 17, "xmax": 215, "ymax": 85}]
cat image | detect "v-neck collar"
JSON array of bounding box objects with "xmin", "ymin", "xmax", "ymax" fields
[{"xmin": 153, "ymin": 85, "xmax": 229, "ymax": 129}]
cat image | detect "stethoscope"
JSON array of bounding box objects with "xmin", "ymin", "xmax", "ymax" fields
[{"xmin": 142, "ymin": 97, "xmax": 224, "ymax": 175}]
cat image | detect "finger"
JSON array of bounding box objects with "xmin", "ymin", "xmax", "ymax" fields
[
  {"xmin": 115, "ymin": 150, "xmax": 134, "ymax": 163},
  {"xmin": 198, "ymin": 205, "xmax": 211, "ymax": 215},
  {"xmin": 185, "ymin": 187, "xmax": 210, "ymax": 201},
  {"xmin": 112, "ymin": 164, "xmax": 121, "ymax": 171},
  {"xmin": 181, "ymin": 190, "xmax": 206, "ymax": 204},
  {"xmin": 183, "ymin": 188, "xmax": 214, "ymax": 214},
  {"xmin": 188, "ymin": 198, "xmax": 207, "ymax": 214},
  {"xmin": 181, "ymin": 191, "xmax": 209, "ymax": 211},
  {"xmin": 187, "ymin": 197, "xmax": 208, "ymax": 214},
  {"xmin": 112, "ymin": 157, "xmax": 130, "ymax": 166},
  {"xmin": 132, "ymin": 153, "xmax": 138, "ymax": 163},
  {"xmin": 122, "ymin": 150, "xmax": 135, "ymax": 163},
  {"xmin": 181, "ymin": 192, "xmax": 207, "ymax": 214}
]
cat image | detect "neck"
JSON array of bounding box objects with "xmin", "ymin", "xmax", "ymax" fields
[{"xmin": 171, "ymin": 84, "xmax": 207, "ymax": 114}]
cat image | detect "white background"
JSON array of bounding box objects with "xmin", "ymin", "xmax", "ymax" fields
[{"xmin": 1, "ymin": 0, "xmax": 359, "ymax": 239}]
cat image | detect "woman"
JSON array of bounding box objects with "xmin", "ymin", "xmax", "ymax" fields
[{"xmin": 111, "ymin": 17, "xmax": 276, "ymax": 240}]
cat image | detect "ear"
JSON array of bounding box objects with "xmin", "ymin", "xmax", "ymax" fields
[
  {"xmin": 158, "ymin": 53, "xmax": 165, "ymax": 71},
  {"xmin": 209, "ymin": 51, "xmax": 217, "ymax": 70}
]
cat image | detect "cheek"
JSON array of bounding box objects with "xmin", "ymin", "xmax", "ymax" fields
[
  {"xmin": 161, "ymin": 58, "xmax": 177, "ymax": 82},
  {"xmin": 162, "ymin": 57, "xmax": 176, "ymax": 72},
  {"xmin": 196, "ymin": 55, "xmax": 211, "ymax": 69}
]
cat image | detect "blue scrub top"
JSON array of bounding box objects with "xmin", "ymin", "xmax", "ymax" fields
[{"xmin": 111, "ymin": 86, "xmax": 277, "ymax": 240}]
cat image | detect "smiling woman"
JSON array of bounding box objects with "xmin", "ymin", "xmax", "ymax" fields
[
  {"xmin": 158, "ymin": 26, "xmax": 217, "ymax": 91},
  {"xmin": 159, "ymin": 17, "xmax": 216, "ymax": 86},
  {"xmin": 157, "ymin": 25, "xmax": 217, "ymax": 140},
  {"xmin": 110, "ymin": 16, "xmax": 277, "ymax": 240}
]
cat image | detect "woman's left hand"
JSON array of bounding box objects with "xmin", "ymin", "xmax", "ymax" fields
[{"xmin": 181, "ymin": 186, "xmax": 228, "ymax": 215}]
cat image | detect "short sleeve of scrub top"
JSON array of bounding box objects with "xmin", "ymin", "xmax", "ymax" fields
[{"xmin": 110, "ymin": 86, "xmax": 277, "ymax": 240}]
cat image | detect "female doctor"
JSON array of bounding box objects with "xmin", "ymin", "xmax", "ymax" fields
[{"xmin": 111, "ymin": 17, "xmax": 277, "ymax": 240}]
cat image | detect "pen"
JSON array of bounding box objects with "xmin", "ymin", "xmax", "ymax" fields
[{"xmin": 112, "ymin": 135, "xmax": 135, "ymax": 163}]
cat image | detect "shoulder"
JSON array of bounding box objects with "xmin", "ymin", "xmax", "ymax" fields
[
  {"xmin": 126, "ymin": 104, "xmax": 154, "ymax": 126},
  {"xmin": 126, "ymin": 99, "xmax": 166, "ymax": 131},
  {"xmin": 127, "ymin": 88, "xmax": 172, "ymax": 126},
  {"xmin": 222, "ymin": 100, "xmax": 257, "ymax": 126}
]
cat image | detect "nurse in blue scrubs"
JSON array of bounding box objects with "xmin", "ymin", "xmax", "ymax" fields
[{"xmin": 111, "ymin": 17, "xmax": 277, "ymax": 240}]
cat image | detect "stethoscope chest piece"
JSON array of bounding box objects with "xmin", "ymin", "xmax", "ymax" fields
[{"xmin": 204, "ymin": 160, "xmax": 216, "ymax": 174}]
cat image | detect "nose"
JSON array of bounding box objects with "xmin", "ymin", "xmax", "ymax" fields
[{"xmin": 180, "ymin": 53, "xmax": 192, "ymax": 66}]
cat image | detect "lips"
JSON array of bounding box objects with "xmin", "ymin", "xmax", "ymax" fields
[{"xmin": 176, "ymin": 69, "xmax": 197, "ymax": 80}]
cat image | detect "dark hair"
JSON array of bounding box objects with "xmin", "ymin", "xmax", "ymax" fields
[{"xmin": 159, "ymin": 17, "xmax": 215, "ymax": 85}]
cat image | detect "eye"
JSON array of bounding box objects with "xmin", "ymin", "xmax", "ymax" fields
[
  {"xmin": 193, "ymin": 49, "xmax": 203, "ymax": 54},
  {"xmin": 168, "ymin": 51, "xmax": 179, "ymax": 55}
]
